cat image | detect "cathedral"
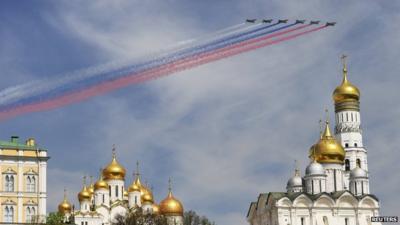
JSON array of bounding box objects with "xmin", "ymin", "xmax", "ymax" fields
[
  {"xmin": 246, "ymin": 57, "xmax": 382, "ymax": 225},
  {"xmin": 57, "ymin": 150, "xmax": 184, "ymax": 225}
]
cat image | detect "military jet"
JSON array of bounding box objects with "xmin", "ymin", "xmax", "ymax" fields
[
  {"xmin": 246, "ymin": 19, "xmax": 257, "ymax": 23},
  {"xmin": 278, "ymin": 19, "xmax": 288, "ymax": 23},
  {"xmin": 262, "ymin": 19, "xmax": 273, "ymax": 23},
  {"xmin": 310, "ymin": 20, "xmax": 320, "ymax": 25},
  {"xmin": 295, "ymin": 20, "xmax": 306, "ymax": 24},
  {"xmin": 326, "ymin": 22, "xmax": 336, "ymax": 26}
]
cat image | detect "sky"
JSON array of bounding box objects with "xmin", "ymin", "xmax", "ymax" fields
[{"xmin": 0, "ymin": 1, "xmax": 399, "ymax": 224}]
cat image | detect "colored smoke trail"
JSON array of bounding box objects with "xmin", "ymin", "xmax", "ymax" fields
[
  {"xmin": 0, "ymin": 24, "xmax": 328, "ymax": 120},
  {"xmin": 0, "ymin": 22, "xmax": 260, "ymax": 108},
  {"xmin": 0, "ymin": 22, "xmax": 283, "ymax": 109}
]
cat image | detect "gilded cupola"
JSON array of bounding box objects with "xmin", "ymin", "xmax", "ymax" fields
[
  {"xmin": 332, "ymin": 55, "xmax": 360, "ymax": 112},
  {"xmin": 88, "ymin": 176, "xmax": 94, "ymax": 197},
  {"xmin": 94, "ymin": 170, "xmax": 108, "ymax": 191},
  {"xmin": 152, "ymin": 203, "xmax": 161, "ymax": 215},
  {"xmin": 159, "ymin": 179, "xmax": 184, "ymax": 216},
  {"xmin": 102, "ymin": 147, "xmax": 126, "ymax": 181},
  {"xmin": 78, "ymin": 177, "xmax": 91, "ymax": 202},
  {"xmin": 311, "ymin": 121, "xmax": 345, "ymax": 164},
  {"xmin": 58, "ymin": 189, "xmax": 72, "ymax": 215}
]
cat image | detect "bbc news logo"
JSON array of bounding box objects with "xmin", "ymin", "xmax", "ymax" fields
[{"xmin": 371, "ymin": 216, "xmax": 398, "ymax": 223}]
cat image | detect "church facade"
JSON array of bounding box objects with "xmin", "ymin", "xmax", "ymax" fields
[
  {"xmin": 247, "ymin": 58, "xmax": 381, "ymax": 225},
  {"xmin": 58, "ymin": 150, "xmax": 184, "ymax": 225}
]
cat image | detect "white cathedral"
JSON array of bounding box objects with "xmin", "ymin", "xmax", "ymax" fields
[
  {"xmin": 247, "ymin": 57, "xmax": 382, "ymax": 225},
  {"xmin": 57, "ymin": 151, "xmax": 184, "ymax": 225}
]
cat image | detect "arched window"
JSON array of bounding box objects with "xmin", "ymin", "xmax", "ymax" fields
[
  {"xmin": 26, "ymin": 176, "xmax": 36, "ymax": 192},
  {"xmin": 5, "ymin": 175, "xmax": 14, "ymax": 192},
  {"xmin": 345, "ymin": 159, "xmax": 350, "ymax": 171},
  {"xmin": 109, "ymin": 186, "xmax": 111, "ymax": 197},
  {"xmin": 26, "ymin": 207, "xmax": 35, "ymax": 222},
  {"xmin": 323, "ymin": 216, "xmax": 329, "ymax": 225},
  {"xmin": 4, "ymin": 206, "xmax": 14, "ymax": 223},
  {"xmin": 102, "ymin": 194, "xmax": 105, "ymax": 203},
  {"xmin": 135, "ymin": 196, "xmax": 138, "ymax": 204},
  {"xmin": 345, "ymin": 143, "xmax": 349, "ymax": 148},
  {"xmin": 356, "ymin": 159, "xmax": 361, "ymax": 168},
  {"xmin": 301, "ymin": 217, "xmax": 304, "ymax": 225},
  {"xmin": 345, "ymin": 218, "xmax": 349, "ymax": 225},
  {"xmin": 354, "ymin": 143, "xmax": 358, "ymax": 147},
  {"xmin": 115, "ymin": 186, "xmax": 118, "ymax": 197}
]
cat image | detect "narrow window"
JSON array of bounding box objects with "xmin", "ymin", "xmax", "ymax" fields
[
  {"xmin": 345, "ymin": 218, "xmax": 348, "ymax": 225},
  {"xmin": 323, "ymin": 216, "xmax": 329, "ymax": 225},
  {"xmin": 351, "ymin": 113, "xmax": 353, "ymax": 121},
  {"xmin": 355, "ymin": 182, "xmax": 358, "ymax": 194},
  {"xmin": 135, "ymin": 196, "xmax": 137, "ymax": 204},
  {"xmin": 311, "ymin": 180, "xmax": 314, "ymax": 194},
  {"xmin": 116, "ymin": 185, "xmax": 118, "ymax": 197},
  {"xmin": 362, "ymin": 182, "xmax": 364, "ymax": 195},
  {"xmin": 319, "ymin": 179, "xmax": 322, "ymax": 192},
  {"xmin": 345, "ymin": 143, "xmax": 349, "ymax": 148},
  {"xmin": 301, "ymin": 217, "xmax": 304, "ymax": 225},
  {"xmin": 354, "ymin": 143, "xmax": 358, "ymax": 147},
  {"xmin": 102, "ymin": 194, "xmax": 105, "ymax": 203},
  {"xmin": 334, "ymin": 170, "xmax": 337, "ymax": 192},
  {"xmin": 356, "ymin": 159, "xmax": 361, "ymax": 168},
  {"xmin": 109, "ymin": 186, "xmax": 111, "ymax": 197},
  {"xmin": 346, "ymin": 113, "xmax": 349, "ymax": 121},
  {"xmin": 345, "ymin": 159, "xmax": 350, "ymax": 171},
  {"xmin": 81, "ymin": 222, "xmax": 84, "ymax": 225}
]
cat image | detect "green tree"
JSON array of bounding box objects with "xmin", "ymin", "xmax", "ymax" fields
[
  {"xmin": 183, "ymin": 211, "xmax": 215, "ymax": 225},
  {"xmin": 113, "ymin": 208, "xmax": 168, "ymax": 225},
  {"xmin": 46, "ymin": 212, "xmax": 65, "ymax": 225}
]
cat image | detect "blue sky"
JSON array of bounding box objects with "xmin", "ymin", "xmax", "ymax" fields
[{"xmin": 1, "ymin": 1, "xmax": 399, "ymax": 224}]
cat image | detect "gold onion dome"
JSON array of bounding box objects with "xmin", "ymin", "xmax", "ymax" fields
[
  {"xmin": 102, "ymin": 149, "xmax": 126, "ymax": 181},
  {"xmin": 78, "ymin": 185, "xmax": 91, "ymax": 202},
  {"xmin": 94, "ymin": 173, "xmax": 108, "ymax": 190},
  {"xmin": 160, "ymin": 180, "xmax": 184, "ymax": 216},
  {"xmin": 333, "ymin": 57, "xmax": 360, "ymax": 103},
  {"xmin": 312, "ymin": 121, "xmax": 345, "ymax": 164},
  {"xmin": 124, "ymin": 190, "xmax": 128, "ymax": 197},
  {"xmin": 142, "ymin": 191, "xmax": 154, "ymax": 203},
  {"xmin": 58, "ymin": 190, "xmax": 72, "ymax": 214},
  {"xmin": 152, "ymin": 203, "xmax": 161, "ymax": 215}
]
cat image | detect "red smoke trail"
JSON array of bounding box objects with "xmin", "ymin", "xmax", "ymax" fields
[{"xmin": 0, "ymin": 25, "xmax": 327, "ymax": 120}]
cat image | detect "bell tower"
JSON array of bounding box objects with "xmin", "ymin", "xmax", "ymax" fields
[{"xmin": 332, "ymin": 55, "xmax": 369, "ymax": 190}]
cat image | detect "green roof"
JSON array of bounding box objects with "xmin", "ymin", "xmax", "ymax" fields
[{"xmin": 0, "ymin": 139, "xmax": 46, "ymax": 151}]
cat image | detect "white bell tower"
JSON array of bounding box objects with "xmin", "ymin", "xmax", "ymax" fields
[{"xmin": 333, "ymin": 55, "xmax": 369, "ymax": 191}]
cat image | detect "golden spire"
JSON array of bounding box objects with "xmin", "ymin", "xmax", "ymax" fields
[{"xmin": 341, "ymin": 54, "xmax": 347, "ymax": 73}]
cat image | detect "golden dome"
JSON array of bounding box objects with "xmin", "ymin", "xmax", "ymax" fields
[
  {"xmin": 58, "ymin": 190, "xmax": 72, "ymax": 214},
  {"xmin": 128, "ymin": 176, "xmax": 142, "ymax": 193},
  {"xmin": 88, "ymin": 184, "xmax": 94, "ymax": 197},
  {"xmin": 94, "ymin": 174, "xmax": 108, "ymax": 190},
  {"xmin": 142, "ymin": 191, "xmax": 154, "ymax": 203},
  {"xmin": 160, "ymin": 190, "xmax": 184, "ymax": 216},
  {"xmin": 124, "ymin": 190, "xmax": 128, "ymax": 197},
  {"xmin": 333, "ymin": 58, "xmax": 360, "ymax": 104},
  {"xmin": 102, "ymin": 151, "xmax": 126, "ymax": 181},
  {"xmin": 152, "ymin": 203, "xmax": 160, "ymax": 215},
  {"xmin": 78, "ymin": 185, "xmax": 91, "ymax": 202},
  {"xmin": 312, "ymin": 121, "xmax": 345, "ymax": 164}
]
